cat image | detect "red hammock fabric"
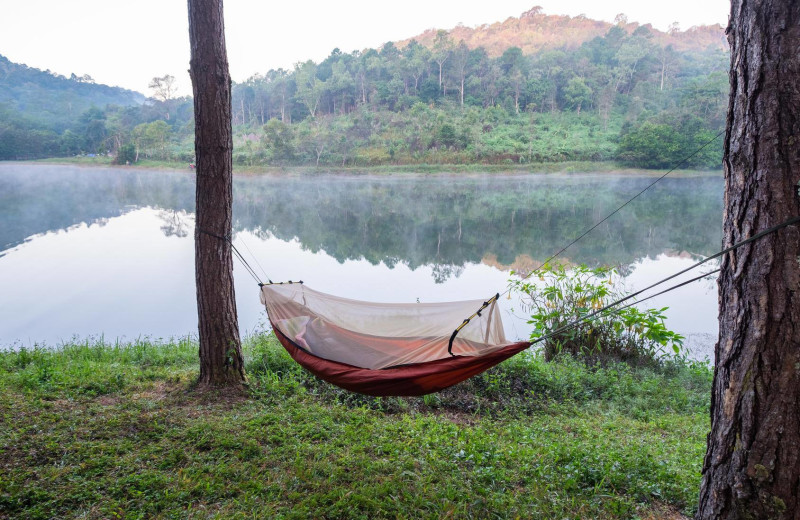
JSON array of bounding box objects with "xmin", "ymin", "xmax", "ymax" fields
[{"xmin": 271, "ymin": 321, "xmax": 532, "ymax": 396}]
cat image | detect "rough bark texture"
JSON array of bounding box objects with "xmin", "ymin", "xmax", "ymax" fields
[
  {"xmin": 697, "ymin": 1, "xmax": 800, "ymax": 518},
  {"xmin": 188, "ymin": 0, "xmax": 245, "ymax": 388}
]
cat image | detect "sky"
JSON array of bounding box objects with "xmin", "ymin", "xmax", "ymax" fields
[{"xmin": 1, "ymin": 0, "xmax": 729, "ymax": 96}]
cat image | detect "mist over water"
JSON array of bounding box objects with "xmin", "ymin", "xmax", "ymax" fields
[{"xmin": 0, "ymin": 164, "xmax": 723, "ymax": 360}]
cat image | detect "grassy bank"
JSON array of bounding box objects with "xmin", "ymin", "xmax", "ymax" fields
[
  {"xmin": 0, "ymin": 336, "xmax": 711, "ymax": 519},
  {"xmin": 23, "ymin": 156, "xmax": 722, "ymax": 177}
]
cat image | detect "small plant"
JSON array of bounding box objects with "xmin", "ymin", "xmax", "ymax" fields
[{"xmin": 510, "ymin": 263, "xmax": 685, "ymax": 366}]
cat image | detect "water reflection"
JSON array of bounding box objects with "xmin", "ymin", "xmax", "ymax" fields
[
  {"xmin": 158, "ymin": 210, "xmax": 192, "ymax": 238},
  {"xmin": 236, "ymin": 174, "xmax": 723, "ymax": 279},
  {"xmin": 0, "ymin": 164, "xmax": 723, "ymax": 358}
]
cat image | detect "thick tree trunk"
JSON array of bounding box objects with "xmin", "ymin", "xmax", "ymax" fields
[
  {"xmin": 188, "ymin": 0, "xmax": 246, "ymax": 388},
  {"xmin": 697, "ymin": 2, "xmax": 800, "ymax": 518}
]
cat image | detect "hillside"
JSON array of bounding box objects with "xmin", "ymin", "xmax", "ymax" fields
[
  {"xmin": 399, "ymin": 7, "xmax": 726, "ymax": 56},
  {"xmin": 0, "ymin": 54, "xmax": 184, "ymax": 161},
  {"xmin": 0, "ymin": 8, "xmax": 729, "ymax": 169},
  {"xmin": 220, "ymin": 9, "xmax": 728, "ymax": 169},
  {"xmin": 0, "ymin": 54, "xmax": 144, "ymax": 131}
]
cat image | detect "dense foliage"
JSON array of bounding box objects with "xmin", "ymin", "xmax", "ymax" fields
[
  {"xmin": 0, "ymin": 55, "xmax": 145, "ymax": 160},
  {"xmin": 0, "ymin": 14, "xmax": 729, "ymax": 168}
]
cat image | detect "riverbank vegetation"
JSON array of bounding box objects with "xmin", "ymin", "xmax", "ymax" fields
[
  {"xmin": 30, "ymin": 155, "xmax": 724, "ymax": 177},
  {"xmin": 0, "ymin": 335, "xmax": 710, "ymax": 518},
  {"xmin": 511, "ymin": 263, "xmax": 688, "ymax": 366},
  {"xmin": 1, "ymin": 11, "xmax": 727, "ymax": 170}
]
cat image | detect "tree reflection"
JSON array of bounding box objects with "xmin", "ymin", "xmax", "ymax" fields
[
  {"xmin": 0, "ymin": 166, "xmax": 724, "ymax": 280},
  {"xmin": 158, "ymin": 210, "xmax": 192, "ymax": 238},
  {"xmin": 431, "ymin": 263, "xmax": 464, "ymax": 284}
]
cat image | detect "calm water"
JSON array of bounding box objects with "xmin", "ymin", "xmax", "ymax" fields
[{"xmin": 0, "ymin": 164, "xmax": 723, "ymax": 359}]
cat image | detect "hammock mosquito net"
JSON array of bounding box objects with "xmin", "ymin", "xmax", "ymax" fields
[{"xmin": 260, "ymin": 283, "xmax": 531, "ymax": 396}]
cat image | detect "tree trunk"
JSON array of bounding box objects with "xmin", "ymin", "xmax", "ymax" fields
[
  {"xmin": 188, "ymin": 0, "xmax": 246, "ymax": 389},
  {"xmin": 361, "ymin": 75, "xmax": 367, "ymax": 104},
  {"xmin": 697, "ymin": 2, "xmax": 800, "ymax": 518}
]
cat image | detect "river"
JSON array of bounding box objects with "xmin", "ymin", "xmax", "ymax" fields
[{"xmin": 0, "ymin": 164, "xmax": 723, "ymax": 360}]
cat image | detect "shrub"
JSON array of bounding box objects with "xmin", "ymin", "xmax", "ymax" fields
[
  {"xmin": 510, "ymin": 263, "xmax": 685, "ymax": 366},
  {"xmin": 114, "ymin": 143, "xmax": 137, "ymax": 164},
  {"xmin": 617, "ymin": 116, "xmax": 722, "ymax": 169}
]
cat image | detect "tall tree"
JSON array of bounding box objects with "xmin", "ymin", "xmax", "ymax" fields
[
  {"xmin": 697, "ymin": 2, "xmax": 800, "ymax": 518},
  {"xmin": 431, "ymin": 30, "xmax": 452, "ymax": 93},
  {"xmin": 449, "ymin": 40, "xmax": 470, "ymax": 108},
  {"xmin": 187, "ymin": 0, "xmax": 246, "ymax": 388},
  {"xmin": 401, "ymin": 40, "xmax": 429, "ymax": 96},
  {"xmin": 149, "ymin": 74, "xmax": 177, "ymax": 120},
  {"xmin": 500, "ymin": 47, "xmax": 527, "ymax": 113},
  {"xmin": 148, "ymin": 74, "xmax": 177, "ymax": 102},
  {"xmin": 295, "ymin": 60, "xmax": 323, "ymax": 118}
]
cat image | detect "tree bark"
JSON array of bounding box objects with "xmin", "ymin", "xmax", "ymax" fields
[
  {"xmin": 188, "ymin": 0, "xmax": 246, "ymax": 388},
  {"xmin": 697, "ymin": 2, "xmax": 800, "ymax": 518}
]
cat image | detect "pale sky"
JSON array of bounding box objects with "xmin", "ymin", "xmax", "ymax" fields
[{"xmin": 1, "ymin": 0, "xmax": 729, "ymax": 96}]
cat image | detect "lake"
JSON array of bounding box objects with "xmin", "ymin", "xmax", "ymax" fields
[{"xmin": 0, "ymin": 164, "xmax": 723, "ymax": 360}]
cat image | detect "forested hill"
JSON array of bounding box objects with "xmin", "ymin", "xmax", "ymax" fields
[
  {"xmin": 399, "ymin": 8, "xmax": 726, "ymax": 57},
  {"xmin": 228, "ymin": 11, "xmax": 728, "ymax": 169},
  {"xmin": 0, "ymin": 54, "xmax": 144, "ymax": 129},
  {"xmin": 0, "ymin": 9, "xmax": 729, "ymax": 169}
]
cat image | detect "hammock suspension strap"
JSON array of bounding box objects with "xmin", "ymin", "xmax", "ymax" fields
[
  {"xmin": 258, "ymin": 280, "xmax": 304, "ymax": 287},
  {"xmin": 447, "ymin": 293, "xmax": 500, "ymax": 356}
]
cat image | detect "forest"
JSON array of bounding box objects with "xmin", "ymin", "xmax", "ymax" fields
[{"xmin": 0, "ymin": 11, "xmax": 729, "ymax": 169}]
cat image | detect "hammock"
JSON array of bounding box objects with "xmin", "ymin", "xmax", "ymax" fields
[{"xmin": 261, "ymin": 282, "xmax": 531, "ymax": 396}]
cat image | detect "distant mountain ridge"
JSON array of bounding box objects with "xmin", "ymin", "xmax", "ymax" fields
[
  {"xmin": 0, "ymin": 54, "xmax": 144, "ymax": 131},
  {"xmin": 398, "ymin": 7, "xmax": 727, "ymax": 56}
]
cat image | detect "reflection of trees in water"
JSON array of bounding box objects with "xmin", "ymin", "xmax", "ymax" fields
[
  {"xmin": 0, "ymin": 167, "xmax": 195, "ymax": 250},
  {"xmin": 158, "ymin": 210, "xmax": 192, "ymax": 238},
  {"xmin": 431, "ymin": 263, "xmax": 465, "ymax": 284},
  {"xmin": 1, "ymin": 167, "xmax": 723, "ymax": 282},
  {"xmin": 233, "ymin": 176, "xmax": 724, "ymax": 280}
]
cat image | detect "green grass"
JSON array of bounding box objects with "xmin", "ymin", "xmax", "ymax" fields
[
  {"xmin": 30, "ymin": 156, "xmax": 189, "ymax": 170},
  {"xmin": 0, "ymin": 336, "xmax": 711, "ymax": 519},
  {"xmin": 24, "ymin": 156, "xmax": 721, "ymax": 178}
]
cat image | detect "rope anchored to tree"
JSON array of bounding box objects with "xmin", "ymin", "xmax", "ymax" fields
[
  {"xmin": 520, "ymin": 214, "xmax": 800, "ymax": 348},
  {"xmin": 448, "ymin": 130, "xmax": 726, "ymax": 349},
  {"xmin": 196, "ymin": 227, "xmax": 271, "ymax": 285}
]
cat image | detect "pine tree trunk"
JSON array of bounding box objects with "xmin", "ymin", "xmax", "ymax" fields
[
  {"xmin": 697, "ymin": 2, "xmax": 800, "ymax": 518},
  {"xmin": 188, "ymin": 0, "xmax": 246, "ymax": 389}
]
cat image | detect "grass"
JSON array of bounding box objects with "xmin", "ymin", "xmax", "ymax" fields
[
  {"xmin": 0, "ymin": 335, "xmax": 712, "ymax": 519},
  {"xmin": 32, "ymin": 156, "xmax": 189, "ymax": 171},
  {"xmin": 22, "ymin": 156, "xmax": 722, "ymax": 178}
]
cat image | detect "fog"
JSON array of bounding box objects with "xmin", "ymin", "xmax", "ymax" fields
[{"xmin": 0, "ymin": 164, "xmax": 723, "ymax": 357}]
